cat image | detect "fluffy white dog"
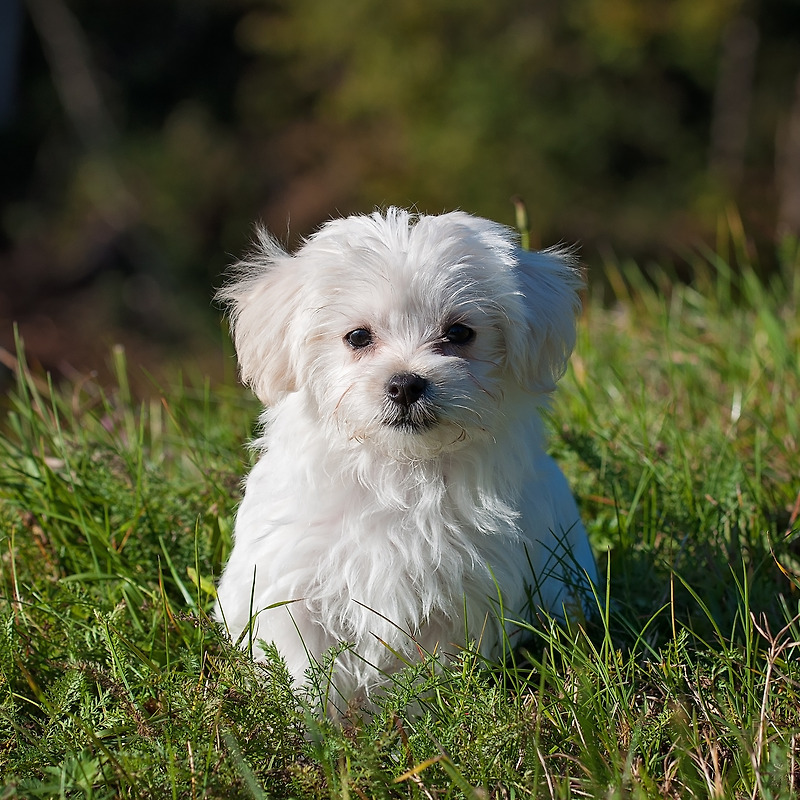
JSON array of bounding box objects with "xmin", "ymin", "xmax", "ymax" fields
[{"xmin": 215, "ymin": 208, "xmax": 596, "ymax": 712}]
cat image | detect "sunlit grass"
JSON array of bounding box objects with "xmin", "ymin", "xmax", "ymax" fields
[{"xmin": 1, "ymin": 230, "xmax": 799, "ymax": 797}]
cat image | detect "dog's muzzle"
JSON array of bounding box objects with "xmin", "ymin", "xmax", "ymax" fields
[{"xmin": 383, "ymin": 372, "xmax": 436, "ymax": 430}]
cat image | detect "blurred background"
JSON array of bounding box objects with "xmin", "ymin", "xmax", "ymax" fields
[{"xmin": 1, "ymin": 0, "xmax": 799, "ymax": 388}]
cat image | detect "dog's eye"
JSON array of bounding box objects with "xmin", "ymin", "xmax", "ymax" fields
[
  {"xmin": 345, "ymin": 328, "xmax": 373, "ymax": 349},
  {"xmin": 444, "ymin": 323, "xmax": 475, "ymax": 345}
]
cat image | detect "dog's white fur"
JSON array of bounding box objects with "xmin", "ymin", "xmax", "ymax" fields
[{"xmin": 215, "ymin": 208, "xmax": 596, "ymax": 711}]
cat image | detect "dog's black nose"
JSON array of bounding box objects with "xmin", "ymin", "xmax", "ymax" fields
[{"xmin": 386, "ymin": 373, "xmax": 428, "ymax": 407}]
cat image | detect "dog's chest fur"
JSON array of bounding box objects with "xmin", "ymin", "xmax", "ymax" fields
[{"xmin": 232, "ymin": 400, "xmax": 533, "ymax": 658}]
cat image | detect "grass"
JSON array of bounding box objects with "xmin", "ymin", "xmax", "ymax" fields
[{"xmin": 1, "ymin": 227, "xmax": 799, "ymax": 798}]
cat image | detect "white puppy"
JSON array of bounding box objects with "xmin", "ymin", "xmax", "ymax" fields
[{"xmin": 215, "ymin": 208, "xmax": 596, "ymax": 712}]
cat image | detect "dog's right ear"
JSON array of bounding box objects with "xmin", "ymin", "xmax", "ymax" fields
[{"xmin": 216, "ymin": 227, "xmax": 303, "ymax": 406}]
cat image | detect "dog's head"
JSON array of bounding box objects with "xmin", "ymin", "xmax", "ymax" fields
[{"xmin": 218, "ymin": 208, "xmax": 583, "ymax": 457}]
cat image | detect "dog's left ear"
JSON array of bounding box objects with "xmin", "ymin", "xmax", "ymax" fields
[
  {"xmin": 506, "ymin": 247, "xmax": 584, "ymax": 394},
  {"xmin": 440, "ymin": 212, "xmax": 583, "ymax": 395}
]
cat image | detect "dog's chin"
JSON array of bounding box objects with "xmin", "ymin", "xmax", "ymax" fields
[
  {"xmin": 355, "ymin": 415, "xmax": 476, "ymax": 460},
  {"xmin": 385, "ymin": 419, "xmax": 434, "ymax": 434},
  {"xmin": 381, "ymin": 405, "xmax": 437, "ymax": 433}
]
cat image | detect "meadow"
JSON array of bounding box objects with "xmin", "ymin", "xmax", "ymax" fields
[{"xmin": 1, "ymin": 224, "xmax": 799, "ymax": 798}]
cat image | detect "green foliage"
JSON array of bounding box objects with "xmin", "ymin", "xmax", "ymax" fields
[
  {"xmin": 233, "ymin": 0, "xmax": 745, "ymax": 240},
  {"xmin": 1, "ymin": 240, "xmax": 799, "ymax": 796},
  {"xmin": 6, "ymin": 0, "xmax": 800, "ymax": 326}
]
